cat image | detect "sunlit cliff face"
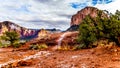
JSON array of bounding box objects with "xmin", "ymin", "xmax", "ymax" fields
[
  {"xmin": 37, "ymin": 29, "xmax": 49, "ymax": 39},
  {"xmin": 71, "ymin": 7, "xmax": 108, "ymax": 26}
]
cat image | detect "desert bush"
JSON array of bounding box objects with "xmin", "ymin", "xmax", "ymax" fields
[
  {"xmin": 13, "ymin": 42, "xmax": 22, "ymax": 48},
  {"xmin": 57, "ymin": 45, "xmax": 71, "ymax": 51},
  {"xmin": 29, "ymin": 44, "xmax": 38, "ymax": 50},
  {"xmin": 0, "ymin": 41, "xmax": 3, "ymax": 48},
  {"xmin": 0, "ymin": 41, "xmax": 10, "ymax": 48},
  {"xmin": 0, "ymin": 41, "xmax": 24, "ymax": 48},
  {"xmin": 57, "ymin": 42, "xmax": 73, "ymax": 51},
  {"xmin": 73, "ymin": 44, "xmax": 86, "ymax": 50},
  {"xmin": 77, "ymin": 10, "xmax": 120, "ymax": 48},
  {"xmin": 38, "ymin": 43, "xmax": 48, "ymax": 50},
  {"xmin": 29, "ymin": 43, "xmax": 48, "ymax": 50},
  {"xmin": 0, "ymin": 31, "xmax": 20, "ymax": 48}
]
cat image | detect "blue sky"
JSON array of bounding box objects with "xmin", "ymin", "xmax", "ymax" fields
[{"xmin": 0, "ymin": 0, "xmax": 119, "ymax": 30}]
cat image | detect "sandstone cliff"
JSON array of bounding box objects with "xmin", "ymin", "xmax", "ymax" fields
[
  {"xmin": 0, "ymin": 21, "xmax": 39, "ymax": 40},
  {"xmin": 70, "ymin": 6, "xmax": 108, "ymax": 26}
]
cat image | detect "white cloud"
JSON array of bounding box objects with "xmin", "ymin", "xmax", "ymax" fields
[
  {"xmin": 0, "ymin": 0, "xmax": 119, "ymax": 30},
  {"xmin": 0, "ymin": 0, "xmax": 78, "ymax": 30},
  {"xmin": 94, "ymin": 0, "xmax": 120, "ymax": 13}
]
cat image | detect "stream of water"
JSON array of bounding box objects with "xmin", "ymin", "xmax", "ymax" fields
[{"xmin": 56, "ymin": 32, "xmax": 71, "ymax": 49}]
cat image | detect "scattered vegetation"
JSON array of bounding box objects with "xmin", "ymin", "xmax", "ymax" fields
[
  {"xmin": 0, "ymin": 31, "xmax": 21, "ymax": 48},
  {"xmin": 57, "ymin": 42, "xmax": 76, "ymax": 51},
  {"xmin": 29, "ymin": 43, "xmax": 48, "ymax": 50},
  {"xmin": 77, "ymin": 10, "xmax": 120, "ymax": 49},
  {"xmin": 57, "ymin": 45, "xmax": 71, "ymax": 51}
]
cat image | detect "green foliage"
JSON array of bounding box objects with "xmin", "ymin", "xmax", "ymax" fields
[
  {"xmin": 0, "ymin": 41, "xmax": 3, "ymax": 47},
  {"xmin": 78, "ymin": 15, "xmax": 97, "ymax": 46},
  {"xmin": 0, "ymin": 41, "xmax": 10, "ymax": 48},
  {"xmin": 57, "ymin": 44, "xmax": 71, "ymax": 51},
  {"xmin": 78, "ymin": 10, "xmax": 120, "ymax": 48},
  {"xmin": 13, "ymin": 41, "xmax": 22, "ymax": 48},
  {"xmin": 38, "ymin": 43, "xmax": 48, "ymax": 49},
  {"xmin": 29, "ymin": 43, "xmax": 48, "ymax": 50},
  {"xmin": 1, "ymin": 31, "xmax": 20, "ymax": 47},
  {"xmin": 73, "ymin": 44, "xmax": 86, "ymax": 50}
]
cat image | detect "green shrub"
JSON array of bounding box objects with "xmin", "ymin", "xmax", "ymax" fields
[
  {"xmin": 29, "ymin": 44, "xmax": 38, "ymax": 50},
  {"xmin": 0, "ymin": 41, "xmax": 10, "ymax": 48},
  {"xmin": 77, "ymin": 10, "xmax": 120, "ymax": 48},
  {"xmin": 29, "ymin": 43, "xmax": 48, "ymax": 50},
  {"xmin": 0, "ymin": 31, "xmax": 20, "ymax": 48},
  {"xmin": 0, "ymin": 41, "xmax": 3, "ymax": 48},
  {"xmin": 13, "ymin": 42, "xmax": 22, "ymax": 48},
  {"xmin": 38, "ymin": 43, "xmax": 48, "ymax": 49},
  {"xmin": 73, "ymin": 44, "xmax": 86, "ymax": 50}
]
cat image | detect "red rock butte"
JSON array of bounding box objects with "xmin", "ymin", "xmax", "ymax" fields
[{"xmin": 70, "ymin": 6, "xmax": 108, "ymax": 26}]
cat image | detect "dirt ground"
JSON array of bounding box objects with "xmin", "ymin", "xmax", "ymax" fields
[{"xmin": 0, "ymin": 46, "xmax": 120, "ymax": 68}]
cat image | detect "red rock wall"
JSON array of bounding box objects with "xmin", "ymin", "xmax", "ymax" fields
[
  {"xmin": 0, "ymin": 21, "xmax": 39, "ymax": 39},
  {"xmin": 71, "ymin": 7, "xmax": 107, "ymax": 26}
]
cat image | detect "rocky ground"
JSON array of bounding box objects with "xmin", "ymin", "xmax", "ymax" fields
[{"xmin": 0, "ymin": 45, "xmax": 120, "ymax": 68}]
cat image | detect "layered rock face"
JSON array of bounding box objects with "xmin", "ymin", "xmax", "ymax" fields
[
  {"xmin": 0, "ymin": 21, "xmax": 61, "ymax": 40},
  {"xmin": 70, "ymin": 6, "xmax": 107, "ymax": 26},
  {"xmin": 0, "ymin": 21, "xmax": 39, "ymax": 39}
]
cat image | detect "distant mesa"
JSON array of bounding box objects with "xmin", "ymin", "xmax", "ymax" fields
[
  {"xmin": 0, "ymin": 21, "xmax": 40, "ymax": 40},
  {"xmin": 0, "ymin": 21, "xmax": 61, "ymax": 40}
]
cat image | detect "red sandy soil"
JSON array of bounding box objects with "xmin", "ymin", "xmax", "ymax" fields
[{"xmin": 0, "ymin": 46, "xmax": 120, "ymax": 68}]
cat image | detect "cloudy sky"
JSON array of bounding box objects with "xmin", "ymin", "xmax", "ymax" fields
[{"xmin": 0, "ymin": 0, "xmax": 119, "ymax": 30}]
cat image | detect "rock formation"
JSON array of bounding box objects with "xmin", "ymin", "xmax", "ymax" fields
[
  {"xmin": 0, "ymin": 21, "xmax": 61, "ymax": 40},
  {"xmin": 68, "ymin": 6, "xmax": 108, "ymax": 31},
  {"xmin": 0, "ymin": 21, "xmax": 39, "ymax": 39}
]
